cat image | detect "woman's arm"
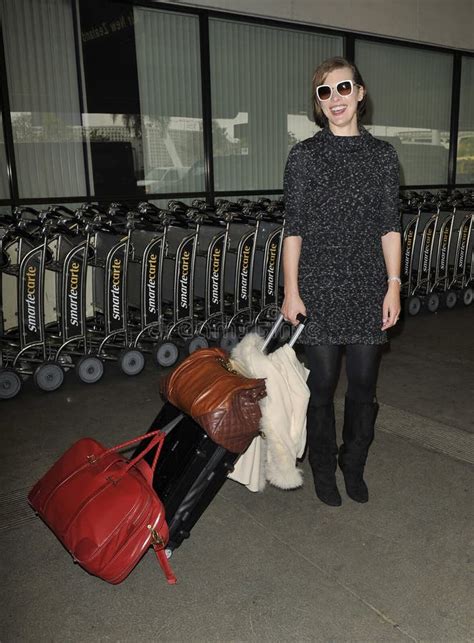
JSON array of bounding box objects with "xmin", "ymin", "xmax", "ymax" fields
[
  {"xmin": 381, "ymin": 230, "xmax": 402, "ymax": 330},
  {"xmin": 281, "ymin": 145, "xmax": 309, "ymax": 325},
  {"xmin": 281, "ymin": 235, "xmax": 306, "ymax": 325}
]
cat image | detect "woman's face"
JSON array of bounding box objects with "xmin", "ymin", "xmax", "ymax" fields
[{"xmin": 317, "ymin": 66, "xmax": 365, "ymax": 133}]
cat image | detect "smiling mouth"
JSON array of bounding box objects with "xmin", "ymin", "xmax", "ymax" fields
[{"xmin": 330, "ymin": 105, "xmax": 347, "ymax": 114}]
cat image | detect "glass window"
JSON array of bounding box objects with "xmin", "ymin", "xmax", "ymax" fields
[
  {"xmin": 457, "ymin": 56, "xmax": 474, "ymax": 185},
  {"xmin": 2, "ymin": 0, "xmax": 87, "ymax": 199},
  {"xmin": 134, "ymin": 7, "xmax": 205, "ymax": 195},
  {"xmin": 79, "ymin": 0, "xmax": 144, "ymax": 197},
  {"xmin": 78, "ymin": 2, "xmax": 204, "ymax": 197},
  {"xmin": 209, "ymin": 19, "xmax": 342, "ymax": 192},
  {"xmin": 355, "ymin": 40, "xmax": 453, "ymax": 185}
]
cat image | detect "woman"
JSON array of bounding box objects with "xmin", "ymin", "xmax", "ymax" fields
[{"xmin": 281, "ymin": 56, "xmax": 401, "ymax": 506}]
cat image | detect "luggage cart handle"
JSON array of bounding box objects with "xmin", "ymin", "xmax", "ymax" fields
[{"xmin": 261, "ymin": 313, "xmax": 308, "ymax": 352}]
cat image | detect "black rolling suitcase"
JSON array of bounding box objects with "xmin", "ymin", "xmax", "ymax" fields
[
  {"xmin": 141, "ymin": 402, "xmax": 239, "ymax": 552},
  {"xmin": 139, "ymin": 313, "xmax": 307, "ymax": 554}
]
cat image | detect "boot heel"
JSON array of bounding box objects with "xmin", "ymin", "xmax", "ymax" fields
[
  {"xmin": 314, "ymin": 474, "xmax": 342, "ymax": 506},
  {"xmin": 306, "ymin": 403, "xmax": 341, "ymax": 507},
  {"xmin": 339, "ymin": 460, "xmax": 369, "ymax": 503},
  {"xmin": 338, "ymin": 397, "xmax": 379, "ymax": 503}
]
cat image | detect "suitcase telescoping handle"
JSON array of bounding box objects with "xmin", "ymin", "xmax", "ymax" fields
[{"xmin": 261, "ymin": 312, "xmax": 308, "ymax": 352}]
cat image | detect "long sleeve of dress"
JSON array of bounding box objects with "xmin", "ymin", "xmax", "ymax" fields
[
  {"xmin": 380, "ymin": 144, "xmax": 402, "ymax": 236},
  {"xmin": 283, "ymin": 145, "xmax": 307, "ymax": 238}
]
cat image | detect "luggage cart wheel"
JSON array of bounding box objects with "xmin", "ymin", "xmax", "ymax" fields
[
  {"xmin": 405, "ymin": 295, "xmax": 421, "ymax": 316},
  {"xmin": 118, "ymin": 349, "xmax": 145, "ymax": 376},
  {"xmin": 34, "ymin": 362, "xmax": 65, "ymax": 392},
  {"xmin": 219, "ymin": 329, "xmax": 239, "ymax": 352},
  {"xmin": 462, "ymin": 287, "xmax": 473, "ymax": 306},
  {"xmin": 185, "ymin": 336, "xmax": 209, "ymax": 355},
  {"xmin": 444, "ymin": 290, "xmax": 457, "ymax": 309},
  {"xmin": 76, "ymin": 355, "xmax": 104, "ymax": 384},
  {"xmin": 0, "ymin": 368, "xmax": 22, "ymax": 400},
  {"xmin": 426, "ymin": 292, "xmax": 440, "ymax": 313},
  {"xmin": 154, "ymin": 341, "xmax": 180, "ymax": 368}
]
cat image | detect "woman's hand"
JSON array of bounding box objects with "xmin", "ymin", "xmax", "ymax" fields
[
  {"xmin": 381, "ymin": 282, "xmax": 401, "ymax": 330},
  {"xmin": 281, "ymin": 292, "xmax": 307, "ymax": 326}
]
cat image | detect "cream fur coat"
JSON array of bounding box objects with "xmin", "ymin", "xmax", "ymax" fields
[{"xmin": 228, "ymin": 333, "xmax": 310, "ymax": 492}]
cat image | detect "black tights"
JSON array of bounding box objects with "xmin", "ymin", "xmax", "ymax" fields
[{"xmin": 305, "ymin": 344, "xmax": 382, "ymax": 406}]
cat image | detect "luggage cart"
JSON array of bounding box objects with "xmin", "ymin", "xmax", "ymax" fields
[
  {"xmin": 129, "ymin": 202, "xmax": 199, "ymax": 367},
  {"xmin": 449, "ymin": 207, "xmax": 473, "ymax": 306},
  {"xmin": 80, "ymin": 201, "xmax": 211, "ymax": 371},
  {"xmin": 166, "ymin": 199, "xmax": 285, "ymax": 353},
  {"xmin": 251, "ymin": 203, "xmax": 285, "ymax": 329},
  {"xmin": 152, "ymin": 202, "xmax": 199, "ymax": 366},
  {"xmin": 80, "ymin": 208, "xmax": 142, "ymax": 379},
  {"xmin": 429, "ymin": 204, "xmax": 457, "ymax": 309},
  {"xmin": 0, "ymin": 212, "xmax": 66, "ymax": 398},
  {"xmin": 0, "ymin": 212, "xmax": 26, "ymax": 398},
  {"xmin": 408, "ymin": 195, "xmax": 442, "ymax": 315},
  {"xmin": 42, "ymin": 207, "xmax": 101, "ymax": 382},
  {"xmin": 126, "ymin": 202, "xmax": 181, "ymax": 369},
  {"xmin": 169, "ymin": 201, "xmax": 260, "ymax": 353},
  {"xmin": 185, "ymin": 206, "xmax": 231, "ymax": 353},
  {"xmin": 167, "ymin": 200, "xmax": 263, "ymax": 355},
  {"xmin": 69, "ymin": 202, "xmax": 169, "ymax": 374},
  {"xmin": 401, "ymin": 190, "xmax": 473, "ymax": 313},
  {"xmin": 218, "ymin": 203, "xmax": 259, "ymax": 351}
]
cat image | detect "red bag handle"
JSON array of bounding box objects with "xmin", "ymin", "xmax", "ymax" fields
[
  {"xmin": 92, "ymin": 429, "xmax": 178, "ymax": 584},
  {"xmin": 123, "ymin": 431, "xmax": 165, "ymax": 476},
  {"xmin": 93, "ymin": 430, "xmax": 165, "ymax": 477}
]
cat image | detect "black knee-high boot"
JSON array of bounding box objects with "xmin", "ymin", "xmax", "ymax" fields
[
  {"xmin": 307, "ymin": 403, "xmax": 342, "ymax": 507},
  {"xmin": 338, "ymin": 396, "xmax": 379, "ymax": 503}
]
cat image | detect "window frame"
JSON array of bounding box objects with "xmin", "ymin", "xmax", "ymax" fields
[{"xmin": 0, "ymin": 0, "xmax": 472, "ymax": 207}]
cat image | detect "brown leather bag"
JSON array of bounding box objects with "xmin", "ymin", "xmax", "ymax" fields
[{"xmin": 160, "ymin": 348, "xmax": 266, "ymax": 454}]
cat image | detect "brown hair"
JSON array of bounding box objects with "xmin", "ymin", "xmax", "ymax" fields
[{"xmin": 311, "ymin": 56, "xmax": 367, "ymax": 128}]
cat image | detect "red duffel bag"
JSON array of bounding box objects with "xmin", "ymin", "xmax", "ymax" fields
[{"xmin": 28, "ymin": 429, "xmax": 177, "ymax": 585}]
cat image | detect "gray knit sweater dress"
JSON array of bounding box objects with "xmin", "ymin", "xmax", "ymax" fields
[{"xmin": 283, "ymin": 125, "xmax": 401, "ymax": 345}]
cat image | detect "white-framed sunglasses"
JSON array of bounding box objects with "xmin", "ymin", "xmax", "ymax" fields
[{"xmin": 315, "ymin": 79, "xmax": 361, "ymax": 101}]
